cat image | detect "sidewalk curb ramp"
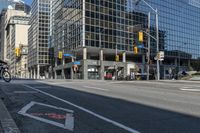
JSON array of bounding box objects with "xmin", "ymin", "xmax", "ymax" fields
[{"xmin": 0, "ymin": 99, "xmax": 21, "ymax": 133}]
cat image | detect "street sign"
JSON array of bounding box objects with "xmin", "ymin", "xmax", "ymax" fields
[
  {"xmin": 137, "ymin": 44, "xmax": 144, "ymax": 48},
  {"xmin": 73, "ymin": 61, "xmax": 81, "ymax": 65},
  {"xmin": 63, "ymin": 53, "xmax": 73, "ymax": 57}
]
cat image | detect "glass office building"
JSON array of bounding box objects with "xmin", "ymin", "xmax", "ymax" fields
[
  {"xmin": 53, "ymin": 0, "xmax": 200, "ymax": 80},
  {"xmin": 28, "ymin": 0, "xmax": 51, "ymax": 79}
]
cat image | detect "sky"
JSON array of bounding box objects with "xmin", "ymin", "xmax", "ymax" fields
[{"xmin": 24, "ymin": 0, "xmax": 32, "ymax": 5}]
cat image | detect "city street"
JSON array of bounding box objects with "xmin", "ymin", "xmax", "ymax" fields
[{"xmin": 0, "ymin": 79, "xmax": 200, "ymax": 133}]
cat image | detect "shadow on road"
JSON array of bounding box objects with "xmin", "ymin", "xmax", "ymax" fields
[
  {"xmin": 29, "ymin": 81, "xmax": 200, "ymax": 133},
  {"xmin": 1, "ymin": 81, "xmax": 200, "ymax": 133}
]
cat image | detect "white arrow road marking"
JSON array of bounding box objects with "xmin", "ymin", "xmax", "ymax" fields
[
  {"xmin": 18, "ymin": 101, "xmax": 74, "ymax": 131},
  {"xmin": 23, "ymin": 85, "xmax": 140, "ymax": 133}
]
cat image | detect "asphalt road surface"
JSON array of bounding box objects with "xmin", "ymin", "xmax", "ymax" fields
[{"xmin": 0, "ymin": 79, "xmax": 200, "ymax": 133}]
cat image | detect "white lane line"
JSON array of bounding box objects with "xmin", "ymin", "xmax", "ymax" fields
[
  {"xmin": 180, "ymin": 89, "xmax": 200, "ymax": 92},
  {"xmin": 110, "ymin": 81, "xmax": 175, "ymax": 86},
  {"xmin": 23, "ymin": 84, "xmax": 140, "ymax": 133},
  {"xmin": 180, "ymin": 86, "xmax": 200, "ymax": 91},
  {"xmin": 14, "ymin": 91, "xmax": 38, "ymax": 94},
  {"xmin": 34, "ymin": 86, "xmax": 52, "ymax": 89},
  {"xmin": 83, "ymin": 86, "xmax": 109, "ymax": 91},
  {"xmin": 180, "ymin": 86, "xmax": 200, "ymax": 92}
]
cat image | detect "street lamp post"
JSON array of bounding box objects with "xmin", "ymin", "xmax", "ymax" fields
[{"xmin": 134, "ymin": 0, "xmax": 160, "ymax": 80}]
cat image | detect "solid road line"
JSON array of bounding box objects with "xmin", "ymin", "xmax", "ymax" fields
[
  {"xmin": 83, "ymin": 86, "xmax": 109, "ymax": 91},
  {"xmin": 180, "ymin": 86, "xmax": 200, "ymax": 92},
  {"xmin": 180, "ymin": 88, "xmax": 200, "ymax": 92},
  {"xmin": 23, "ymin": 84, "xmax": 140, "ymax": 133}
]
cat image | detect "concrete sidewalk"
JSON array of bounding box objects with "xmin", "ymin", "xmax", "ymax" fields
[
  {"xmin": 0, "ymin": 98, "xmax": 21, "ymax": 133},
  {"xmin": 190, "ymin": 76, "xmax": 200, "ymax": 81}
]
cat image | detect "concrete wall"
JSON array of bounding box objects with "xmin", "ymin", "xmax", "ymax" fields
[{"xmin": 15, "ymin": 24, "xmax": 29, "ymax": 47}]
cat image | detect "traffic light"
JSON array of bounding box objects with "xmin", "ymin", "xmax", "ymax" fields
[
  {"xmin": 138, "ymin": 31, "xmax": 143, "ymax": 42},
  {"xmin": 15, "ymin": 48, "xmax": 21, "ymax": 57},
  {"xmin": 58, "ymin": 51, "xmax": 63, "ymax": 59},
  {"xmin": 115, "ymin": 55, "xmax": 119, "ymax": 62},
  {"xmin": 134, "ymin": 46, "xmax": 138, "ymax": 54}
]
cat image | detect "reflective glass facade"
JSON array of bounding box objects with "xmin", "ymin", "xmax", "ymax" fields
[
  {"xmin": 53, "ymin": 0, "xmax": 83, "ymax": 56},
  {"xmin": 28, "ymin": 0, "xmax": 50, "ymax": 67},
  {"xmin": 53, "ymin": 0, "xmax": 200, "ymax": 74},
  {"xmin": 54, "ymin": 0, "xmax": 200, "ymax": 58},
  {"xmin": 28, "ymin": 0, "xmax": 51, "ymax": 79},
  {"xmin": 132, "ymin": 0, "xmax": 200, "ymax": 59}
]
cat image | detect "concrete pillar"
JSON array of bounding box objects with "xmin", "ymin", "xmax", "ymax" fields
[
  {"xmin": 54, "ymin": 58, "xmax": 58, "ymax": 79},
  {"xmin": 123, "ymin": 63, "xmax": 127, "ymax": 79},
  {"xmin": 82, "ymin": 60, "xmax": 88, "ymax": 80},
  {"xmin": 71, "ymin": 67, "xmax": 74, "ymax": 80},
  {"xmin": 122, "ymin": 52, "xmax": 126, "ymax": 63},
  {"xmin": 31, "ymin": 69, "xmax": 33, "ymax": 79},
  {"xmin": 34, "ymin": 67, "xmax": 36, "ymax": 79},
  {"xmin": 61, "ymin": 69, "xmax": 65, "ymax": 79},
  {"xmin": 30, "ymin": 69, "xmax": 32, "ymax": 79},
  {"xmin": 71, "ymin": 57, "xmax": 74, "ymax": 80},
  {"xmin": 142, "ymin": 55, "xmax": 145, "ymax": 74},
  {"xmin": 61, "ymin": 59, "xmax": 65, "ymax": 79},
  {"xmin": 99, "ymin": 49, "xmax": 104, "ymax": 80},
  {"xmin": 54, "ymin": 70, "xmax": 57, "ymax": 79},
  {"xmin": 82, "ymin": 47, "xmax": 88, "ymax": 80},
  {"xmin": 37, "ymin": 65, "xmax": 40, "ymax": 79},
  {"xmin": 83, "ymin": 47, "xmax": 87, "ymax": 60}
]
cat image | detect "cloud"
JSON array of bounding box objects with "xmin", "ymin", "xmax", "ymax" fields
[{"xmin": 8, "ymin": 0, "xmax": 25, "ymax": 3}]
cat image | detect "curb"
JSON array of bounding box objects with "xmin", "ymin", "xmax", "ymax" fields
[{"xmin": 0, "ymin": 99, "xmax": 21, "ymax": 133}]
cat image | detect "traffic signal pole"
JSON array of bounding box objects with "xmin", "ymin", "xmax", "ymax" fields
[
  {"xmin": 147, "ymin": 12, "xmax": 150, "ymax": 80},
  {"xmin": 156, "ymin": 9, "xmax": 160, "ymax": 80},
  {"xmin": 134, "ymin": 0, "xmax": 160, "ymax": 80}
]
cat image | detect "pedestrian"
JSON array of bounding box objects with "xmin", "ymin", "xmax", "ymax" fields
[{"xmin": 130, "ymin": 72, "xmax": 134, "ymax": 80}]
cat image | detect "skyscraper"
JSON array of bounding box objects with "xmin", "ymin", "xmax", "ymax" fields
[
  {"xmin": 28, "ymin": 0, "xmax": 51, "ymax": 79},
  {"xmin": 51, "ymin": 0, "xmax": 200, "ymax": 80},
  {"xmin": 0, "ymin": 2, "xmax": 30, "ymax": 78}
]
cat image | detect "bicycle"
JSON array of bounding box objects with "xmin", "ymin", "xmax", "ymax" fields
[{"xmin": 0, "ymin": 63, "xmax": 11, "ymax": 82}]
